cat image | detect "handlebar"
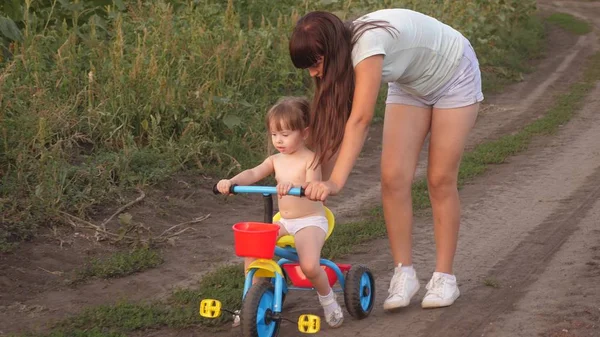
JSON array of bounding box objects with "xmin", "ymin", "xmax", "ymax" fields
[{"xmin": 212, "ymin": 184, "xmax": 305, "ymax": 197}]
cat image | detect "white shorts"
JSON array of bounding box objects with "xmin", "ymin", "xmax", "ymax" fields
[
  {"xmin": 386, "ymin": 36, "xmax": 484, "ymax": 109},
  {"xmin": 277, "ymin": 216, "xmax": 329, "ymax": 236}
]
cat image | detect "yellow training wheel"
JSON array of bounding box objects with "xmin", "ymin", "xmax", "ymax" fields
[
  {"xmin": 199, "ymin": 299, "xmax": 222, "ymax": 318},
  {"xmin": 298, "ymin": 314, "xmax": 321, "ymax": 334}
]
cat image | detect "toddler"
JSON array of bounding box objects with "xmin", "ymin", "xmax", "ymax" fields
[{"xmin": 216, "ymin": 96, "xmax": 344, "ymax": 328}]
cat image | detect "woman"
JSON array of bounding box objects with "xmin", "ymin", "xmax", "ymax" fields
[{"xmin": 289, "ymin": 8, "xmax": 483, "ymax": 310}]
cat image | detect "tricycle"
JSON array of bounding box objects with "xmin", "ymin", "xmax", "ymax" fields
[{"xmin": 199, "ymin": 185, "xmax": 375, "ymax": 336}]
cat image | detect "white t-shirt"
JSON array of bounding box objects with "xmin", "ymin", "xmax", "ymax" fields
[{"xmin": 351, "ymin": 9, "xmax": 465, "ymax": 97}]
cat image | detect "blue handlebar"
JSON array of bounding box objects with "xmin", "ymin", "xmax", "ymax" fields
[
  {"xmin": 232, "ymin": 185, "xmax": 304, "ymax": 196},
  {"xmin": 213, "ymin": 184, "xmax": 305, "ymax": 196}
]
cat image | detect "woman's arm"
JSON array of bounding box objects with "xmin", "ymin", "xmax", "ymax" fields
[
  {"xmin": 329, "ymin": 55, "xmax": 383, "ymax": 189},
  {"xmin": 304, "ymin": 55, "xmax": 384, "ymax": 201}
]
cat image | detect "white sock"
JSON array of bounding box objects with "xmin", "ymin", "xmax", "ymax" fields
[
  {"xmin": 399, "ymin": 264, "xmax": 416, "ymax": 277},
  {"xmin": 318, "ymin": 289, "xmax": 339, "ymax": 316},
  {"xmin": 435, "ymin": 271, "xmax": 456, "ymax": 281}
]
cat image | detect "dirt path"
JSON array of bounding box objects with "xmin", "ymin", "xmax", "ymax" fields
[{"xmin": 1, "ymin": 0, "xmax": 599, "ymax": 336}]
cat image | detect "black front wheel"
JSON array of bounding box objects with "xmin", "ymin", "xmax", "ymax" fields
[
  {"xmin": 241, "ymin": 282, "xmax": 281, "ymax": 337},
  {"xmin": 343, "ymin": 265, "xmax": 375, "ymax": 319}
]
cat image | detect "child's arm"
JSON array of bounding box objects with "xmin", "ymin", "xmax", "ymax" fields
[
  {"xmin": 230, "ymin": 156, "xmax": 275, "ymax": 185},
  {"xmin": 216, "ymin": 156, "xmax": 275, "ymax": 194}
]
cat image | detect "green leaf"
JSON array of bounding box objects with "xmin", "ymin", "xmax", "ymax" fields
[
  {"xmin": 0, "ymin": 16, "xmax": 22, "ymax": 41},
  {"xmin": 89, "ymin": 14, "xmax": 107, "ymax": 31},
  {"xmin": 118, "ymin": 213, "xmax": 133, "ymax": 226},
  {"xmin": 2, "ymin": 0, "xmax": 23, "ymax": 22},
  {"xmin": 223, "ymin": 114, "xmax": 242, "ymax": 130},
  {"xmin": 237, "ymin": 99, "xmax": 253, "ymax": 108},
  {"xmin": 212, "ymin": 96, "xmax": 231, "ymax": 104},
  {"xmin": 113, "ymin": 0, "xmax": 127, "ymax": 11}
]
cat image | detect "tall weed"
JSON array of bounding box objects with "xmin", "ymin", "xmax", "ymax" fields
[{"xmin": 0, "ymin": 0, "xmax": 543, "ymax": 250}]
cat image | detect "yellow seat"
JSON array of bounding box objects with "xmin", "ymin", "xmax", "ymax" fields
[{"xmin": 274, "ymin": 207, "xmax": 335, "ymax": 248}]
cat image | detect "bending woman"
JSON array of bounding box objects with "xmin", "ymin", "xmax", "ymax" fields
[{"xmin": 289, "ymin": 8, "xmax": 483, "ymax": 310}]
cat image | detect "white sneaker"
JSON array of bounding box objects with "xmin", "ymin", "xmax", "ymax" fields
[
  {"xmin": 231, "ymin": 309, "xmax": 240, "ymax": 327},
  {"xmin": 383, "ymin": 264, "xmax": 420, "ymax": 310},
  {"xmin": 319, "ymin": 291, "xmax": 344, "ymax": 328},
  {"xmin": 324, "ymin": 303, "xmax": 344, "ymax": 328},
  {"xmin": 421, "ymin": 272, "xmax": 460, "ymax": 308}
]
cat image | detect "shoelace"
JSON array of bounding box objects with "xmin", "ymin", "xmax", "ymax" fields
[
  {"xmin": 426, "ymin": 276, "xmax": 446, "ymax": 298},
  {"xmin": 388, "ymin": 271, "xmax": 407, "ymax": 296}
]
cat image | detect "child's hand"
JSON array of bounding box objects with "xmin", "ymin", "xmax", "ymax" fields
[
  {"xmin": 276, "ymin": 182, "xmax": 294, "ymax": 199},
  {"xmin": 216, "ymin": 179, "xmax": 233, "ymax": 195}
]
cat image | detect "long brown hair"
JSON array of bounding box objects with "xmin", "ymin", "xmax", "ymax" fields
[{"xmin": 289, "ymin": 11, "xmax": 397, "ymax": 167}]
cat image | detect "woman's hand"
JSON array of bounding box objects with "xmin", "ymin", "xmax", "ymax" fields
[{"xmin": 303, "ymin": 180, "xmax": 340, "ymax": 202}]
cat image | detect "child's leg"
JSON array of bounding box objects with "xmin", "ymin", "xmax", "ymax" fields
[
  {"xmin": 293, "ymin": 226, "xmax": 329, "ymax": 295},
  {"xmin": 294, "ymin": 226, "xmax": 343, "ymax": 328}
]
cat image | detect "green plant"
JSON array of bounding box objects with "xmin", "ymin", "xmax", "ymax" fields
[
  {"xmin": 0, "ymin": 0, "xmax": 545, "ymax": 249},
  {"xmin": 75, "ymin": 248, "xmax": 164, "ymax": 281}
]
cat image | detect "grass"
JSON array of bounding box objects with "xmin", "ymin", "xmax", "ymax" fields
[
  {"xmin": 547, "ymin": 12, "xmax": 592, "ymax": 35},
  {"xmin": 14, "ymin": 24, "xmax": 600, "ymax": 337},
  {"xmin": 17, "ymin": 329, "xmax": 127, "ymax": 337},
  {"xmin": 483, "ymin": 278, "xmax": 501, "ymax": 289},
  {"xmin": 73, "ymin": 248, "xmax": 164, "ymax": 282},
  {"xmin": 0, "ymin": 0, "xmax": 547, "ymax": 251},
  {"xmin": 11, "ymin": 265, "xmax": 245, "ymax": 337}
]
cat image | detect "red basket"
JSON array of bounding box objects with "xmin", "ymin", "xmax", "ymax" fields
[
  {"xmin": 282, "ymin": 263, "xmax": 352, "ymax": 288},
  {"xmin": 232, "ymin": 222, "xmax": 280, "ymax": 259}
]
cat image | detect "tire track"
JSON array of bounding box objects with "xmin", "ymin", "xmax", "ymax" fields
[{"xmin": 422, "ymin": 165, "xmax": 600, "ymax": 337}]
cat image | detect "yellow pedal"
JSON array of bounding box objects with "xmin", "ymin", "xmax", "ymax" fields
[
  {"xmin": 298, "ymin": 314, "xmax": 320, "ymax": 334},
  {"xmin": 199, "ymin": 299, "xmax": 222, "ymax": 318}
]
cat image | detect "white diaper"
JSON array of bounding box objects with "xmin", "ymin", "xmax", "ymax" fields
[{"xmin": 277, "ymin": 216, "xmax": 329, "ymax": 236}]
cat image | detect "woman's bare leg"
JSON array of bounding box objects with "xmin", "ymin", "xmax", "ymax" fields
[
  {"xmin": 427, "ymin": 103, "xmax": 479, "ymax": 274},
  {"xmin": 381, "ymin": 104, "xmax": 432, "ymax": 266},
  {"xmin": 420, "ymin": 103, "xmax": 478, "ymax": 309},
  {"xmin": 381, "ymin": 103, "xmax": 432, "ymax": 310}
]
